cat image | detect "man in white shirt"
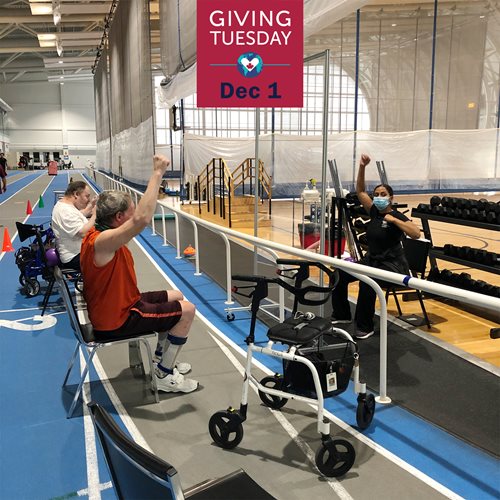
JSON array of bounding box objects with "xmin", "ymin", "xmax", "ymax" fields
[{"xmin": 52, "ymin": 181, "xmax": 96, "ymax": 270}]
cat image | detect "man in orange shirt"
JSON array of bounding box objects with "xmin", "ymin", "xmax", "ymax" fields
[{"xmin": 80, "ymin": 155, "xmax": 198, "ymax": 394}]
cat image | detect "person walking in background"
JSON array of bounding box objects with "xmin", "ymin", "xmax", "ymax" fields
[
  {"xmin": 330, "ymin": 154, "xmax": 421, "ymax": 339},
  {"xmin": 80, "ymin": 155, "xmax": 198, "ymax": 394},
  {"xmin": 0, "ymin": 152, "xmax": 8, "ymax": 193},
  {"xmin": 51, "ymin": 181, "xmax": 96, "ymax": 271}
]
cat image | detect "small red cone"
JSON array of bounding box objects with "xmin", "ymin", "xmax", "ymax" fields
[
  {"xmin": 26, "ymin": 200, "xmax": 33, "ymax": 215},
  {"xmin": 2, "ymin": 227, "xmax": 14, "ymax": 252}
]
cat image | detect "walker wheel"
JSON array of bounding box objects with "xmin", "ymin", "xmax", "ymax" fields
[
  {"xmin": 315, "ymin": 439, "xmax": 355, "ymax": 477},
  {"xmin": 226, "ymin": 313, "xmax": 235, "ymax": 322},
  {"xmin": 356, "ymin": 393, "xmax": 375, "ymax": 430},
  {"xmin": 258, "ymin": 375, "xmax": 288, "ymax": 409},
  {"xmin": 24, "ymin": 278, "xmax": 40, "ymax": 297},
  {"xmin": 208, "ymin": 410, "xmax": 244, "ymax": 449}
]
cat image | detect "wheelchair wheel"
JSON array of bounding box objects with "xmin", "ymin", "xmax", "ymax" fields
[
  {"xmin": 24, "ymin": 278, "xmax": 40, "ymax": 297},
  {"xmin": 209, "ymin": 410, "xmax": 244, "ymax": 449},
  {"xmin": 356, "ymin": 393, "xmax": 375, "ymax": 430},
  {"xmin": 315, "ymin": 439, "xmax": 355, "ymax": 477},
  {"xmin": 258, "ymin": 375, "xmax": 288, "ymax": 410}
]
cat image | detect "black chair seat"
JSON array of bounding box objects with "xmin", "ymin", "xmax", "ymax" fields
[{"xmin": 267, "ymin": 316, "xmax": 332, "ymax": 345}]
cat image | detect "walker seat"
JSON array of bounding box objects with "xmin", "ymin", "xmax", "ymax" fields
[{"xmin": 267, "ymin": 315, "xmax": 332, "ymax": 345}]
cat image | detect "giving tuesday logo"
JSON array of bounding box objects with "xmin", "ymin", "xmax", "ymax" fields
[{"xmin": 237, "ymin": 52, "xmax": 263, "ymax": 78}]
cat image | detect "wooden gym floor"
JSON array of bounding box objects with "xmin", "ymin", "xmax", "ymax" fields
[{"xmin": 181, "ymin": 192, "xmax": 500, "ymax": 368}]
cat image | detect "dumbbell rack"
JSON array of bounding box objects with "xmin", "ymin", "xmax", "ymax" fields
[{"xmin": 411, "ymin": 209, "xmax": 500, "ymax": 276}]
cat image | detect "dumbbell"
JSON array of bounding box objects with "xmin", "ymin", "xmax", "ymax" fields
[
  {"xmin": 470, "ymin": 208, "xmax": 480, "ymax": 221},
  {"xmin": 441, "ymin": 196, "xmax": 454, "ymax": 208},
  {"xmin": 457, "ymin": 246, "xmax": 471, "ymax": 259},
  {"xmin": 458, "ymin": 272, "xmax": 473, "ymax": 290},
  {"xmin": 440, "ymin": 269, "xmax": 454, "ymax": 283},
  {"xmin": 443, "ymin": 244, "xmax": 455, "ymax": 256},
  {"xmin": 417, "ymin": 203, "xmax": 431, "ymax": 213},
  {"xmin": 460, "ymin": 208, "xmax": 471, "ymax": 220},
  {"xmin": 474, "ymin": 280, "xmax": 490, "ymax": 295},
  {"xmin": 483, "ymin": 252, "xmax": 499, "ymax": 266},
  {"xmin": 430, "ymin": 195, "xmax": 441, "ymax": 207}
]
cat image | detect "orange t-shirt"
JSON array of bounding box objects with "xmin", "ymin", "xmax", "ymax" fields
[{"xmin": 80, "ymin": 227, "xmax": 141, "ymax": 331}]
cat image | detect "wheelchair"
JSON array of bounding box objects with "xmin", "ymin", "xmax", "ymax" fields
[{"xmin": 209, "ymin": 259, "xmax": 376, "ymax": 478}]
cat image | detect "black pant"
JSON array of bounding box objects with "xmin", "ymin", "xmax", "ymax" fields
[
  {"xmin": 61, "ymin": 253, "xmax": 81, "ymax": 271},
  {"xmin": 331, "ymin": 269, "xmax": 377, "ymax": 333}
]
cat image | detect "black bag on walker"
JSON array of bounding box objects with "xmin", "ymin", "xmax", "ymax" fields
[{"xmin": 282, "ymin": 333, "xmax": 356, "ymax": 399}]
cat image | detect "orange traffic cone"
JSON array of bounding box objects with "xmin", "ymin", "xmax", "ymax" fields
[
  {"xmin": 26, "ymin": 200, "xmax": 33, "ymax": 215},
  {"xmin": 2, "ymin": 227, "xmax": 14, "ymax": 252},
  {"xmin": 183, "ymin": 244, "xmax": 196, "ymax": 258}
]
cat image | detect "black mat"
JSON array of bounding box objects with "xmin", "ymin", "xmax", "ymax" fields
[{"xmin": 356, "ymin": 317, "xmax": 500, "ymax": 458}]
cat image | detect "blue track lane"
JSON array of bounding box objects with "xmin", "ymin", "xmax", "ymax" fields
[{"xmin": 1, "ymin": 173, "xmax": 498, "ymax": 499}]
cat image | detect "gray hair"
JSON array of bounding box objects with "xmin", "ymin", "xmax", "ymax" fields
[{"xmin": 96, "ymin": 190, "xmax": 132, "ymax": 227}]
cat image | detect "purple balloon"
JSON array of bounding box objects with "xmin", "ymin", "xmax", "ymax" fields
[{"xmin": 45, "ymin": 248, "xmax": 60, "ymax": 267}]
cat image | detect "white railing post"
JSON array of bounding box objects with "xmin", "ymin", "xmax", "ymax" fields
[
  {"xmin": 188, "ymin": 219, "xmax": 202, "ymax": 276},
  {"xmin": 173, "ymin": 213, "xmax": 181, "ymax": 259},
  {"xmin": 161, "ymin": 206, "xmax": 168, "ymax": 246},
  {"xmin": 220, "ymin": 233, "xmax": 234, "ymax": 305}
]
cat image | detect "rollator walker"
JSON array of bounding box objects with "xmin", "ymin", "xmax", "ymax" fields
[{"xmin": 209, "ymin": 259, "xmax": 375, "ymax": 478}]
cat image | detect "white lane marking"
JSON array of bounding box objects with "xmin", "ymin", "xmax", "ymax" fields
[
  {"xmin": 77, "ymin": 481, "xmax": 113, "ymax": 496},
  {"xmin": 0, "ymin": 314, "xmax": 57, "ymax": 331},
  {"xmin": 208, "ymin": 330, "xmax": 354, "ymax": 500},
  {"xmin": 79, "ymin": 350, "xmax": 102, "ymax": 500}
]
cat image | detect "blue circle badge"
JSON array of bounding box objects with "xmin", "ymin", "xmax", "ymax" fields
[{"xmin": 237, "ymin": 53, "xmax": 263, "ymax": 78}]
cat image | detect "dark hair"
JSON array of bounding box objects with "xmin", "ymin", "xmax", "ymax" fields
[
  {"xmin": 64, "ymin": 181, "xmax": 88, "ymax": 196},
  {"xmin": 373, "ymin": 183, "xmax": 394, "ymax": 197}
]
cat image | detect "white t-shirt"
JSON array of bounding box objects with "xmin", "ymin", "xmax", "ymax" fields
[{"xmin": 52, "ymin": 201, "xmax": 88, "ymax": 264}]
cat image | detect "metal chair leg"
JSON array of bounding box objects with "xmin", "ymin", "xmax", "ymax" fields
[
  {"xmin": 41, "ymin": 277, "xmax": 56, "ymax": 316},
  {"xmin": 139, "ymin": 338, "xmax": 159, "ymax": 403},
  {"xmin": 416, "ymin": 291, "xmax": 431, "ymax": 329},
  {"xmin": 67, "ymin": 348, "xmax": 96, "ymax": 419},
  {"xmin": 62, "ymin": 343, "xmax": 80, "ymax": 387}
]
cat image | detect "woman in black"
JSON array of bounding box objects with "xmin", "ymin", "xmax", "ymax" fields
[{"xmin": 331, "ymin": 154, "xmax": 421, "ymax": 339}]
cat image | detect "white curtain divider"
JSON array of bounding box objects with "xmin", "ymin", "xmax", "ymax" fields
[
  {"xmin": 95, "ymin": 138, "xmax": 111, "ymax": 172},
  {"xmin": 111, "ymin": 116, "xmax": 154, "ymax": 185},
  {"xmin": 183, "ymin": 129, "xmax": 500, "ymax": 194}
]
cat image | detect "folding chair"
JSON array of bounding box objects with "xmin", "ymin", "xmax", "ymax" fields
[
  {"xmin": 55, "ymin": 267, "xmax": 159, "ymax": 418},
  {"xmin": 88, "ymin": 402, "xmax": 275, "ymax": 500},
  {"xmin": 385, "ymin": 238, "xmax": 432, "ymax": 329}
]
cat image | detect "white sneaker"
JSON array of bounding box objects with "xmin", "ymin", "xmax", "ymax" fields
[
  {"xmin": 155, "ymin": 369, "xmax": 198, "ymax": 393},
  {"xmin": 175, "ymin": 361, "xmax": 192, "ymax": 375},
  {"xmin": 153, "ymin": 355, "xmax": 191, "ymax": 375},
  {"xmin": 354, "ymin": 330, "xmax": 374, "ymax": 340}
]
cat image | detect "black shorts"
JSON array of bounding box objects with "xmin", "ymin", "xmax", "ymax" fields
[{"xmin": 93, "ymin": 291, "xmax": 182, "ymax": 340}]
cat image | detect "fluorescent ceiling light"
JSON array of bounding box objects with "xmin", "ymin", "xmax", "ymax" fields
[
  {"xmin": 38, "ymin": 34, "xmax": 57, "ymax": 41},
  {"xmin": 30, "ymin": 3, "xmax": 53, "ymax": 15}
]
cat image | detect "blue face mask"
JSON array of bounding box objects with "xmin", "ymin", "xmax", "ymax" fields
[{"xmin": 373, "ymin": 196, "xmax": 391, "ymax": 211}]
